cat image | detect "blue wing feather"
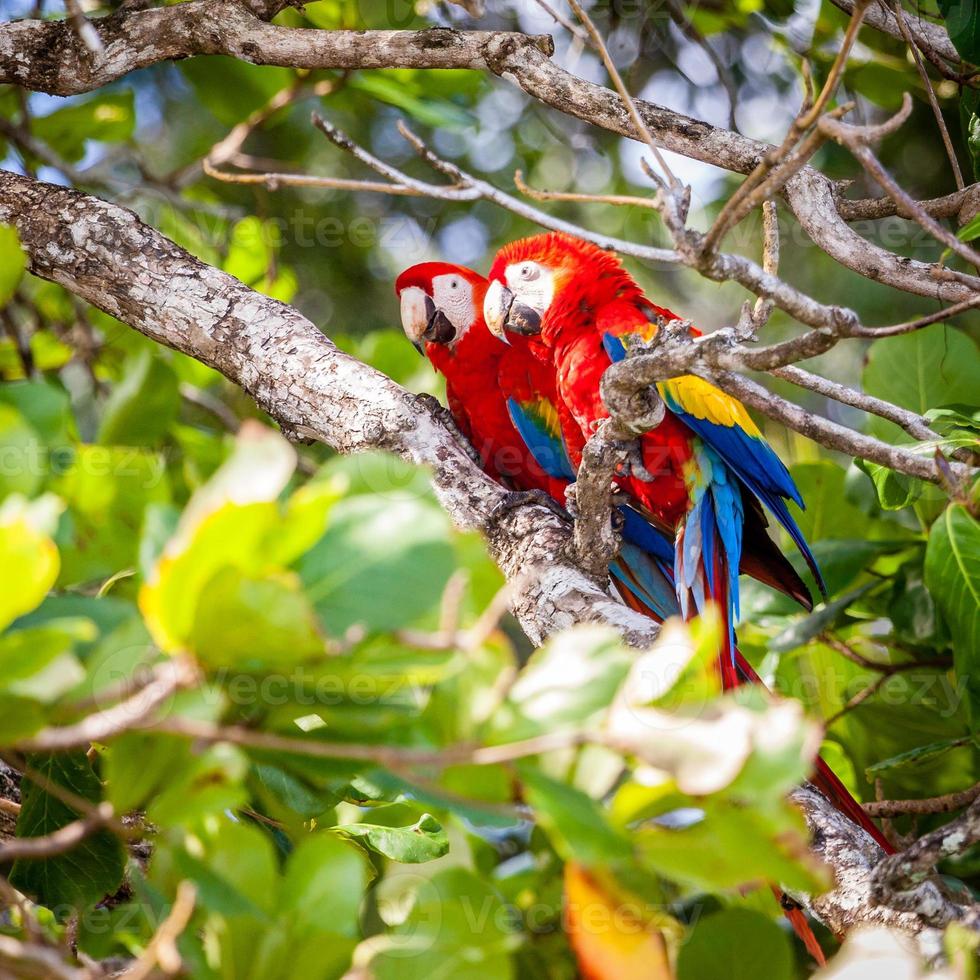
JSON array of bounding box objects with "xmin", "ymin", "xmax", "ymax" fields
[{"xmin": 506, "ymin": 397, "xmax": 576, "ymax": 481}]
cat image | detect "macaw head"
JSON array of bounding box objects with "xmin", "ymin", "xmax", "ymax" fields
[
  {"xmin": 396, "ymin": 262, "xmax": 488, "ymax": 356},
  {"xmin": 483, "ymin": 232, "xmax": 638, "ymax": 345}
]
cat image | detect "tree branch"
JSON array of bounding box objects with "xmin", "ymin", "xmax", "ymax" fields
[{"xmin": 4, "ymin": 0, "xmax": 978, "ymax": 306}]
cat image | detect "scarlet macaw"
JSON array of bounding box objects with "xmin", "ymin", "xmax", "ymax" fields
[
  {"xmin": 483, "ymin": 232, "xmax": 825, "ymax": 686},
  {"xmin": 396, "ymin": 261, "xmax": 678, "ymax": 621}
]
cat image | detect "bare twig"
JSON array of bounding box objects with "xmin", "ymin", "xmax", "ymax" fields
[
  {"xmin": 13, "ymin": 659, "xmax": 199, "ymax": 753},
  {"xmin": 889, "ymin": 1, "xmax": 963, "ymax": 191},
  {"xmin": 865, "ymin": 782, "xmax": 980, "ymax": 818},
  {"xmin": 63, "ymin": 0, "xmax": 104, "ymax": 59},
  {"xmin": 0, "ymin": 803, "xmax": 115, "ymax": 863},
  {"xmin": 118, "ymin": 880, "xmax": 197, "ymax": 980},
  {"xmin": 819, "ymin": 105, "xmax": 980, "ymax": 268}
]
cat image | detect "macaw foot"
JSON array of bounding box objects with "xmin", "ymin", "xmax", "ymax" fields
[
  {"xmin": 414, "ymin": 394, "xmax": 482, "ymax": 465},
  {"xmin": 415, "ymin": 392, "xmax": 455, "ymax": 429},
  {"xmin": 611, "ymin": 439, "xmax": 656, "ymax": 482},
  {"xmin": 489, "ymin": 489, "xmax": 571, "ymax": 525}
]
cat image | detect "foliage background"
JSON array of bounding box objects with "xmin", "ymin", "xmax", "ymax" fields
[{"xmin": 0, "ymin": 0, "xmax": 978, "ymax": 976}]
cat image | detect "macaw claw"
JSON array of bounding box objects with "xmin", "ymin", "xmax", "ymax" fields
[
  {"xmin": 612, "ymin": 439, "xmax": 657, "ymax": 482},
  {"xmin": 489, "ymin": 489, "xmax": 571, "ymax": 525}
]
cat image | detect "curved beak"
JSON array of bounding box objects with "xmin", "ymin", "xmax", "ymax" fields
[
  {"xmin": 400, "ymin": 286, "xmax": 434, "ymax": 355},
  {"xmin": 483, "ymin": 280, "xmax": 513, "ymax": 343},
  {"xmin": 484, "ymin": 279, "xmax": 543, "ymax": 342}
]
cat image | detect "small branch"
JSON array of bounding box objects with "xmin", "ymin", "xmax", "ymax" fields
[
  {"xmin": 889, "ymin": 1, "xmax": 963, "ymax": 191},
  {"xmin": 118, "ymin": 880, "xmax": 197, "ymax": 980},
  {"xmin": 63, "ymin": 0, "xmax": 105, "ymax": 59},
  {"xmin": 0, "ymin": 936, "xmax": 82, "ymax": 980},
  {"xmin": 820, "ymin": 105, "xmax": 980, "ymax": 268},
  {"xmin": 770, "ymin": 365, "xmax": 943, "ymax": 443},
  {"xmin": 12, "ymin": 659, "xmax": 199, "ymax": 752},
  {"xmin": 709, "ymin": 371, "xmax": 952, "ymax": 484},
  {"xmin": 865, "ymin": 782, "xmax": 980, "ymax": 818},
  {"xmin": 870, "ymin": 796, "xmax": 980, "ymax": 926},
  {"xmin": 0, "ymin": 802, "xmax": 115, "ymax": 862},
  {"xmin": 837, "ymin": 184, "xmax": 980, "ymax": 222},
  {"xmin": 850, "ymin": 294, "xmax": 980, "ymax": 337}
]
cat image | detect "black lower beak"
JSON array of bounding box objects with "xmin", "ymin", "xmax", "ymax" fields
[
  {"xmin": 423, "ymin": 308, "xmax": 457, "ymax": 344},
  {"xmin": 507, "ymin": 302, "xmax": 542, "ymax": 336}
]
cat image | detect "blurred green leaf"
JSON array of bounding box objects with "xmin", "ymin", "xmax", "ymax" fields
[
  {"xmin": 925, "ymin": 504, "xmax": 980, "ymax": 716},
  {"xmin": 369, "ymin": 868, "xmax": 518, "ymax": 980},
  {"xmin": 0, "ymin": 223, "xmax": 26, "ymax": 308},
  {"xmin": 520, "ymin": 764, "xmax": 633, "ymax": 865},
  {"xmin": 299, "ymin": 491, "xmax": 455, "ymax": 634},
  {"xmin": 939, "ymin": 0, "xmax": 980, "ymax": 63},
  {"xmin": 677, "ymin": 909, "xmax": 794, "ymax": 980},
  {"xmin": 863, "ymin": 326, "xmax": 980, "ymax": 443},
  {"xmin": 866, "ymin": 735, "xmax": 978, "ymax": 777},
  {"xmin": 32, "ymin": 92, "xmax": 135, "ymax": 163},
  {"xmin": 98, "ymin": 349, "xmax": 179, "ymax": 447},
  {"xmin": 0, "ymin": 494, "xmax": 62, "ymax": 630},
  {"xmin": 189, "ymin": 566, "xmax": 325, "ymax": 667}
]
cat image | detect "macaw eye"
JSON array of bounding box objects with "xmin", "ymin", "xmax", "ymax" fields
[
  {"xmin": 450, "ymin": 279, "xmax": 458, "ymax": 289},
  {"xmin": 519, "ymin": 264, "xmax": 540, "ymax": 282}
]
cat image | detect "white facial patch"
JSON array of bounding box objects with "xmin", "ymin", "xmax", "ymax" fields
[
  {"xmin": 504, "ymin": 261, "xmax": 555, "ymax": 315},
  {"xmin": 430, "ymin": 274, "xmax": 475, "ymax": 341}
]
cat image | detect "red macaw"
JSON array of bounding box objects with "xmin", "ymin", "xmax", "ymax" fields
[
  {"xmin": 483, "ymin": 232, "xmax": 825, "ymax": 684},
  {"xmin": 396, "ymin": 261, "xmax": 678, "ymax": 622}
]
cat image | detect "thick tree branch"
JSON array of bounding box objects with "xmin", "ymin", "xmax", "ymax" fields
[
  {"xmin": 870, "ymin": 797, "xmax": 980, "ymax": 927},
  {"xmin": 3, "ymin": 1, "xmax": 978, "ymax": 306},
  {"xmin": 0, "ymin": 169, "xmax": 655, "ymax": 649}
]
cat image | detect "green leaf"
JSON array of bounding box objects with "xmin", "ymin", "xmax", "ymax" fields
[
  {"xmin": 370, "ymin": 868, "xmax": 518, "ymax": 980},
  {"xmin": 0, "ymin": 494, "xmax": 62, "ymax": 630},
  {"xmin": 349, "ymin": 72, "xmax": 474, "ymax": 131},
  {"xmin": 0, "ymin": 223, "xmax": 26, "ymax": 308},
  {"xmin": 54, "ymin": 446, "xmax": 170, "ymax": 586},
  {"xmin": 0, "ymin": 404, "xmax": 44, "ymax": 499},
  {"xmin": 939, "ymin": 0, "xmax": 980, "ymax": 64},
  {"xmin": 9, "ymin": 753, "xmax": 125, "ymax": 912},
  {"xmin": 280, "ymin": 832, "xmax": 367, "ymax": 935},
  {"xmin": 866, "ymin": 735, "xmax": 978, "ymax": 778},
  {"xmin": 0, "ymin": 623, "xmax": 87, "ymax": 702},
  {"xmin": 492, "ymin": 625, "xmax": 633, "ymax": 741},
  {"xmin": 637, "ymin": 799, "xmax": 825, "ymax": 895},
  {"xmin": 854, "ymin": 458, "xmax": 922, "ymax": 510},
  {"xmin": 925, "ymin": 505, "xmax": 980, "ymax": 716},
  {"xmin": 97, "ymin": 349, "xmax": 179, "ymax": 447},
  {"xmin": 338, "ymin": 812, "xmax": 448, "ymax": 863},
  {"xmin": 788, "ymin": 461, "xmax": 879, "ymax": 541},
  {"xmin": 677, "ymin": 909, "xmax": 794, "ymax": 980},
  {"xmin": 188, "ymin": 566, "xmax": 324, "ymax": 667},
  {"xmin": 863, "ymin": 326, "xmax": 980, "ymax": 443},
  {"xmin": 32, "ymin": 92, "xmax": 135, "ymax": 163},
  {"xmin": 519, "ymin": 765, "xmax": 633, "ymax": 865},
  {"xmin": 299, "ymin": 491, "xmax": 455, "ymax": 634},
  {"xmin": 0, "ymin": 379, "xmax": 75, "ymax": 445},
  {"xmin": 957, "ymin": 211, "xmax": 980, "ymax": 243},
  {"xmin": 179, "ymin": 58, "xmax": 293, "ymax": 125}
]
